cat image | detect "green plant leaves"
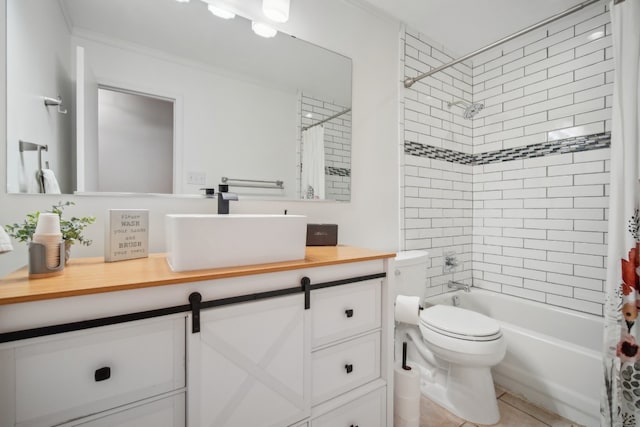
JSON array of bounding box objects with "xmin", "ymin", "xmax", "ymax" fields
[{"xmin": 4, "ymin": 201, "xmax": 96, "ymax": 246}]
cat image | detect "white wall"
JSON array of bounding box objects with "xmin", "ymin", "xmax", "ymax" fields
[
  {"xmin": 6, "ymin": 0, "xmax": 73, "ymax": 194},
  {"xmin": 471, "ymin": 3, "xmax": 612, "ymax": 152},
  {"xmin": 470, "ymin": 3, "xmax": 612, "ymax": 316},
  {"xmin": 400, "ymin": 29, "xmax": 474, "ymax": 296},
  {"xmin": 0, "ymin": 0, "xmax": 401, "ymax": 276}
]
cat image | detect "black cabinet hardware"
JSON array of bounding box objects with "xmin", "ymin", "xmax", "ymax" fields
[
  {"xmin": 345, "ymin": 309, "xmax": 354, "ymax": 318},
  {"xmin": 302, "ymin": 277, "xmax": 311, "ymax": 310},
  {"xmin": 189, "ymin": 292, "xmax": 202, "ymax": 333},
  {"xmin": 345, "ymin": 363, "xmax": 353, "ymax": 374},
  {"xmin": 94, "ymin": 366, "xmax": 111, "ymax": 382}
]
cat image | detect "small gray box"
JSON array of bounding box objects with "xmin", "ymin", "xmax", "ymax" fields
[{"xmin": 306, "ymin": 224, "xmax": 338, "ymax": 246}]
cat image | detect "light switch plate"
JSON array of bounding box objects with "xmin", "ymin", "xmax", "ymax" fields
[{"xmin": 187, "ymin": 171, "xmax": 206, "ymax": 185}]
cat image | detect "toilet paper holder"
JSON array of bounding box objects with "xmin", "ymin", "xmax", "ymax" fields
[{"xmin": 402, "ymin": 342, "xmax": 411, "ymax": 371}]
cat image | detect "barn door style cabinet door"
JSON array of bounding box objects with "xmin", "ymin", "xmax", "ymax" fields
[{"xmin": 187, "ymin": 294, "xmax": 311, "ymax": 427}]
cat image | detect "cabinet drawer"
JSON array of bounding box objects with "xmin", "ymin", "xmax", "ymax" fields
[
  {"xmin": 311, "ymin": 387, "xmax": 386, "ymax": 427},
  {"xmin": 70, "ymin": 393, "xmax": 185, "ymax": 427},
  {"xmin": 13, "ymin": 317, "xmax": 185, "ymax": 427},
  {"xmin": 311, "ymin": 280, "xmax": 381, "ymax": 348},
  {"xmin": 311, "ymin": 332, "xmax": 380, "ymax": 405}
]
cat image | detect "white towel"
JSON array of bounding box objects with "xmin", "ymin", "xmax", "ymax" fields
[
  {"xmin": 0, "ymin": 226, "xmax": 13, "ymax": 254},
  {"xmin": 301, "ymin": 126, "xmax": 326, "ymax": 200},
  {"xmin": 41, "ymin": 169, "xmax": 61, "ymax": 194},
  {"xmin": 28, "ymin": 174, "xmax": 41, "ymax": 194}
]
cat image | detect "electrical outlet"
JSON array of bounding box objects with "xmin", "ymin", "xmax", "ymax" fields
[{"xmin": 187, "ymin": 171, "xmax": 206, "ymax": 186}]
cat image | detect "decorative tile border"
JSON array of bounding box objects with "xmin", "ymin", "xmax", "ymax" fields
[
  {"xmin": 405, "ymin": 132, "xmax": 611, "ymax": 166},
  {"xmin": 326, "ymin": 166, "xmax": 351, "ymax": 177},
  {"xmin": 404, "ymin": 143, "xmax": 475, "ymax": 165}
]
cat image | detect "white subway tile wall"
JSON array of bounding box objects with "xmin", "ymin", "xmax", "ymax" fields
[
  {"xmin": 403, "ymin": 155, "xmax": 474, "ymax": 296},
  {"xmin": 473, "ymin": 149, "xmax": 609, "ymax": 315},
  {"xmin": 472, "ymin": 4, "xmax": 612, "ymax": 154},
  {"xmin": 300, "ymin": 93, "xmax": 352, "ymax": 201},
  {"xmin": 401, "ymin": 28, "xmax": 475, "ymax": 296},
  {"xmin": 401, "ymin": 3, "xmax": 612, "ymax": 315}
]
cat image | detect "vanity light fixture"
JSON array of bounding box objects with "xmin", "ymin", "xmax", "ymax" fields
[
  {"xmin": 251, "ymin": 21, "xmax": 277, "ymax": 38},
  {"xmin": 207, "ymin": 4, "xmax": 235, "ymax": 19},
  {"xmin": 175, "ymin": 0, "xmax": 190, "ymax": 3},
  {"xmin": 262, "ymin": 0, "xmax": 290, "ymax": 23}
]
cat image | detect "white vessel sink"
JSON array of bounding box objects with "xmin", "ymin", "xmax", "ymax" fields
[{"xmin": 165, "ymin": 214, "xmax": 307, "ymax": 272}]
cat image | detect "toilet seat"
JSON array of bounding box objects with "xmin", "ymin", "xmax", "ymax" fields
[{"xmin": 419, "ymin": 305, "xmax": 502, "ymax": 342}]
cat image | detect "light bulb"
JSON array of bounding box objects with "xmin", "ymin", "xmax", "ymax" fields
[
  {"xmin": 207, "ymin": 4, "xmax": 235, "ymax": 19},
  {"xmin": 251, "ymin": 21, "xmax": 277, "ymax": 38},
  {"xmin": 262, "ymin": 0, "xmax": 290, "ymax": 23}
]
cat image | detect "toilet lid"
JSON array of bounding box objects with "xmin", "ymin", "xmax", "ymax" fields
[{"xmin": 419, "ymin": 305, "xmax": 501, "ymax": 341}]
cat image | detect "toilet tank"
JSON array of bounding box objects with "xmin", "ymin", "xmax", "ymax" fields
[{"xmin": 393, "ymin": 251, "xmax": 429, "ymax": 301}]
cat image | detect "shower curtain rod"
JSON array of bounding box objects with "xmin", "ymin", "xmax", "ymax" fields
[
  {"xmin": 404, "ymin": 0, "xmax": 602, "ymax": 88},
  {"xmin": 302, "ymin": 108, "xmax": 351, "ymax": 131}
]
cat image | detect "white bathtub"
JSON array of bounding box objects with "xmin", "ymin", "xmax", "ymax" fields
[{"xmin": 425, "ymin": 289, "xmax": 603, "ymax": 427}]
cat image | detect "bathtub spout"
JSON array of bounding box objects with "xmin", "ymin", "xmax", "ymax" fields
[
  {"xmin": 405, "ymin": 327, "xmax": 442, "ymax": 377},
  {"xmin": 448, "ymin": 280, "xmax": 470, "ymax": 292}
]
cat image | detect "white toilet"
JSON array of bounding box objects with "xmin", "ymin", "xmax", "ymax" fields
[{"xmin": 394, "ymin": 251, "xmax": 506, "ymax": 425}]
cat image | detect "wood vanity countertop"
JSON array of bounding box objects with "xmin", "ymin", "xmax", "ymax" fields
[{"xmin": 0, "ymin": 246, "xmax": 395, "ymax": 305}]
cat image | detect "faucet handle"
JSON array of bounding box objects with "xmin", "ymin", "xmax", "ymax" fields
[{"xmin": 201, "ymin": 188, "xmax": 215, "ymax": 198}]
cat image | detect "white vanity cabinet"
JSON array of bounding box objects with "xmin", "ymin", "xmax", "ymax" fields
[
  {"xmin": 310, "ymin": 279, "xmax": 382, "ymax": 348},
  {"xmin": 187, "ymin": 294, "xmax": 310, "ymax": 427},
  {"xmin": 0, "ymin": 316, "xmax": 186, "ymax": 427},
  {"xmin": 311, "ymin": 387, "xmax": 386, "ymax": 427},
  {"xmin": 0, "ymin": 247, "xmax": 395, "ymax": 427},
  {"xmin": 64, "ymin": 394, "xmax": 185, "ymax": 427},
  {"xmin": 185, "ymin": 275, "xmax": 389, "ymax": 427},
  {"xmin": 308, "ymin": 279, "xmax": 387, "ymax": 425}
]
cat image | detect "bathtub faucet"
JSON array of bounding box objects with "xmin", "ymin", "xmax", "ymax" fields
[{"xmin": 448, "ymin": 280, "xmax": 470, "ymax": 292}]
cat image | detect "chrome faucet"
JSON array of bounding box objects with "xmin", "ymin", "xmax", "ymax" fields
[
  {"xmin": 448, "ymin": 280, "xmax": 471, "ymax": 292},
  {"xmin": 217, "ymin": 184, "xmax": 238, "ymax": 214}
]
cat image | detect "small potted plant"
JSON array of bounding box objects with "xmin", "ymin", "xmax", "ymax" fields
[{"xmin": 5, "ymin": 201, "xmax": 96, "ymax": 263}]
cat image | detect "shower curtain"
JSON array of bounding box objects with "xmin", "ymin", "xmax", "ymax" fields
[
  {"xmin": 601, "ymin": 1, "xmax": 640, "ymax": 426},
  {"xmin": 301, "ymin": 126, "xmax": 325, "ymax": 200}
]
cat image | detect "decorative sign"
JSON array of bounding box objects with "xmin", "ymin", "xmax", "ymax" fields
[{"xmin": 105, "ymin": 209, "xmax": 149, "ymax": 262}]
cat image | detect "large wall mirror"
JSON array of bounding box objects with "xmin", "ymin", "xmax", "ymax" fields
[{"xmin": 6, "ymin": 0, "xmax": 352, "ymax": 201}]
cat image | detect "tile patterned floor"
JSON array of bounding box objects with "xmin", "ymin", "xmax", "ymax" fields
[{"xmin": 417, "ymin": 387, "xmax": 583, "ymax": 427}]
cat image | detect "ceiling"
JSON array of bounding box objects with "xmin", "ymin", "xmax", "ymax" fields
[{"xmin": 356, "ymin": 0, "xmax": 597, "ymax": 56}]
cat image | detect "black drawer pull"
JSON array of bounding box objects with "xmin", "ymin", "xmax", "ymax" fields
[
  {"xmin": 94, "ymin": 366, "xmax": 111, "ymax": 382},
  {"xmin": 345, "ymin": 364, "xmax": 353, "ymax": 374},
  {"xmin": 345, "ymin": 309, "xmax": 354, "ymax": 318},
  {"xmin": 350, "ymin": 425, "xmax": 359, "ymax": 427}
]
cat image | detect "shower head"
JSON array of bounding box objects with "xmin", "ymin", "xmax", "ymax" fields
[
  {"xmin": 447, "ymin": 100, "xmax": 484, "ymax": 119},
  {"xmin": 463, "ymin": 102, "xmax": 484, "ymax": 119}
]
